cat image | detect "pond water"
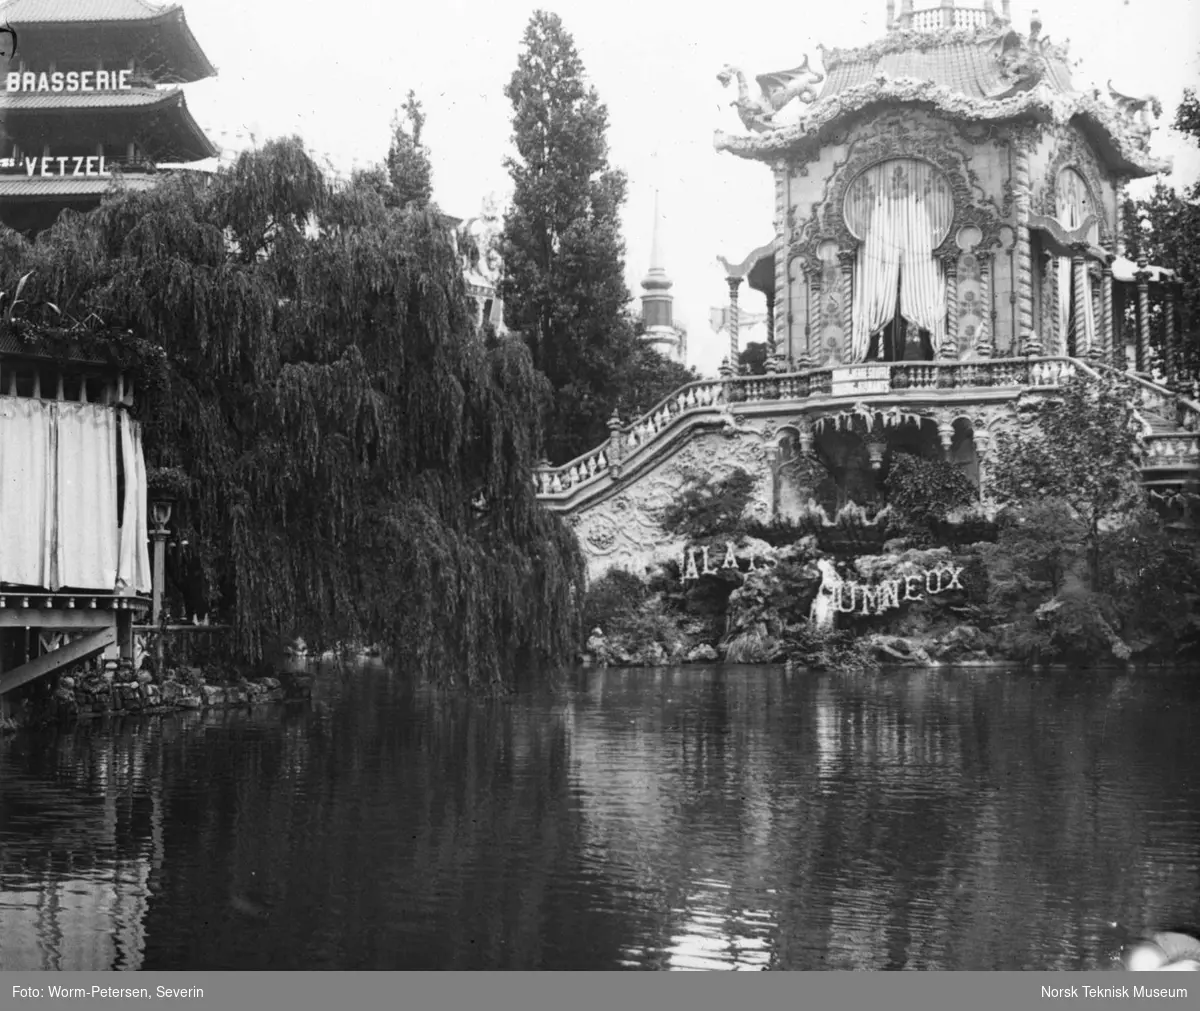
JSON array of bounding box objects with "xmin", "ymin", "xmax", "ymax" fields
[{"xmin": 1, "ymin": 664, "xmax": 1198, "ymax": 971}]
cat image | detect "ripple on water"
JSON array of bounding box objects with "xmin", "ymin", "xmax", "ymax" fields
[{"xmin": 0, "ymin": 664, "xmax": 1198, "ymax": 969}]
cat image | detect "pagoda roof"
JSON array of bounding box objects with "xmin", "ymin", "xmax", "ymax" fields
[
  {"xmin": 0, "ymin": 0, "xmax": 216, "ymax": 83},
  {"xmin": 715, "ymin": 24, "xmax": 1169, "ymax": 179},
  {"xmin": 1, "ymin": 88, "xmax": 219, "ymax": 161}
]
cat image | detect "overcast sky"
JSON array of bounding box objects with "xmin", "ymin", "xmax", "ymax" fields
[{"xmin": 177, "ymin": 0, "xmax": 1200, "ymax": 376}]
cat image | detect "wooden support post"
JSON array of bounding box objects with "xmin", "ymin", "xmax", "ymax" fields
[{"xmin": 0, "ymin": 627, "xmax": 116, "ymax": 697}]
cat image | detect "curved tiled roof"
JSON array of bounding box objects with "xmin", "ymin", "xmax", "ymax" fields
[
  {"xmin": 0, "ymin": 175, "xmax": 158, "ymax": 197},
  {"xmin": 1, "ymin": 89, "xmax": 178, "ymax": 110},
  {"xmin": 716, "ymin": 24, "xmax": 1168, "ymax": 179},
  {"xmin": 0, "ymin": 89, "xmax": 219, "ymax": 161},
  {"xmin": 0, "ymin": 0, "xmax": 217, "ymax": 83},
  {"xmin": 816, "ymin": 27, "xmax": 1076, "ymax": 103},
  {"xmin": 0, "ymin": 0, "xmax": 177, "ymax": 22}
]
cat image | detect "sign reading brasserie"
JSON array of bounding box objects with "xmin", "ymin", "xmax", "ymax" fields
[{"xmin": 6, "ymin": 69, "xmax": 132, "ymax": 92}]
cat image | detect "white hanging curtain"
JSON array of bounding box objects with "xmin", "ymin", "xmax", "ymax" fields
[
  {"xmin": 899, "ymin": 192, "xmax": 948, "ymax": 353},
  {"xmin": 851, "ymin": 195, "xmax": 901, "ymax": 362},
  {"xmin": 117, "ymin": 412, "xmax": 152, "ymax": 595},
  {"xmin": 845, "ymin": 160, "xmax": 953, "ymax": 362},
  {"xmin": 53, "ymin": 402, "xmax": 119, "ymax": 591},
  {"xmin": 0, "ymin": 398, "xmax": 56, "ymax": 587}
]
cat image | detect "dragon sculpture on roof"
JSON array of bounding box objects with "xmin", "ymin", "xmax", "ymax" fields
[{"xmin": 717, "ymin": 56, "xmax": 825, "ymax": 133}]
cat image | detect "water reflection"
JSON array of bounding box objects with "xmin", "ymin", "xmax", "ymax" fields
[{"xmin": 1, "ymin": 665, "xmax": 1198, "ymax": 970}]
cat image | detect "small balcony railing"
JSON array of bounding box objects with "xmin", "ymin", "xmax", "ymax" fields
[{"xmin": 906, "ymin": 4, "xmax": 993, "ymax": 32}]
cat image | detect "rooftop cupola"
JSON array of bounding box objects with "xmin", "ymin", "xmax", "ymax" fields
[{"xmin": 886, "ymin": 0, "xmax": 1008, "ymax": 33}]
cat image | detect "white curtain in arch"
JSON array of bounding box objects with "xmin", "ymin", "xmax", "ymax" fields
[
  {"xmin": 851, "ymin": 197, "xmax": 902, "ymax": 361},
  {"xmin": 1055, "ymin": 169, "xmax": 1098, "ymax": 353},
  {"xmin": 847, "ymin": 160, "xmax": 954, "ymax": 362}
]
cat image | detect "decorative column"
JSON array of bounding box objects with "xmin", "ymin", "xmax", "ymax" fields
[
  {"xmin": 765, "ymin": 289, "xmax": 776, "ymax": 357},
  {"xmin": 899, "ymin": 0, "xmax": 914, "ymax": 29},
  {"xmin": 1164, "ymin": 282, "xmax": 1177, "ymax": 389},
  {"xmin": 976, "ymin": 256, "xmax": 995, "ymax": 358},
  {"xmin": 605, "ymin": 410, "xmax": 624, "ymax": 471},
  {"xmin": 941, "ymin": 0, "xmax": 955, "ymax": 28},
  {"xmin": 1013, "ymin": 140, "xmax": 1038, "ymax": 354},
  {"xmin": 1135, "ymin": 261, "xmax": 1152, "ymax": 374},
  {"xmin": 803, "ymin": 264, "xmax": 820, "ymax": 369},
  {"xmin": 1071, "ymin": 246, "xmax": 1091, "ymax": 359},
  {"xmin": 839, "ymin": 249, "xmax": 855, "ymax": 364},
  {"xmin": 1101, "ymin": 255, "xmax": 1115, "ymax": 368},
  {"xmin": 886, "ymin": 0, "xmax": 896, "ymax": 30},
  {"xmin": 1112, "ymin": 276, "xmax": 1127, "ymax": 370},
  {"xmin": 726, "ymin": 276, "xmax": 743, "ymax": 368},
  {"xmin": 940, "ymin": 254, "xmax": 958, "ymax": 360}
]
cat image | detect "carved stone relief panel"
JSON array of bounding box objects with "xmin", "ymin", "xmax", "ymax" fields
[
  {"xmin": 793, "ymin": 111, "xmax": 1006, "ymax": 266},
  {"xmin": 570, "ymin": 430, "xmax": 772, "ymax": 582},
  {"xmin": 957, "ymin": 255, "xmax": 986, "ymax": 359},
  {"xmin": 816, "ymin": 240, "xmax": 845, "ymax": 366},
  {"xmin": 1040, "ymin": 127, "xmax": 1114, "ymax": 245}
]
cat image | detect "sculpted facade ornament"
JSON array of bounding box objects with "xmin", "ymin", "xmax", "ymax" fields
[
  {"xmin": 1040, "ymin": 129, "xmax": 1114, "ymax": 244},
  {"xmin": 715, "ymin": 80, "xmax": 1170, "ymax": 177},
  {"xmin": 1107, "ymin": 81, "xmax": 1163, "ymax": 136},
  {"xmin": 792, "ymin": 115, "xmax": 1005, "ymax": 266},
  {"xmin": 569, "ymin": 431, "xmax": 772, "ymax": 581},
  {"xmin": 717, "ymin": 58, "xmax": 825, "ymax": 133}
]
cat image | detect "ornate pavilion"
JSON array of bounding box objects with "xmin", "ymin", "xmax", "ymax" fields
[
  {"xmin": 0, "ymin": 0, "xmax": 218, "ymax": 235},
  {"xmin": 533, "ymin": 0, "xmax": 1199, "ymax": 579},
  {"xmin": 714, "ymin": 0, "xmax": 1184, "ymax": 381}
]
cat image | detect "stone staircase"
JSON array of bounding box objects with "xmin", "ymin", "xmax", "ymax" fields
[{"xmin": 532, "ymin": 357, "xmax": 1200, "ymax": 514}]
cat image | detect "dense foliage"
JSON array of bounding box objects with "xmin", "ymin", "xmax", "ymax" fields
[
  {"xmin": 498, "ymin": 11, "xmax": 691, "ymax": 463},
  {"xmin": 1123, "ymin": 88, "xmax": 1200, "ymax": 383},
  {"xmin": 985, "ymin": 374, "xmax": 1199, "ymax": 661},
  {"xmin": 0, "ymin": 138, "xmax": 585, "ymax": 687},
  {"xmin": 658, "ymin": 468, "xmax": 758, "ymax": 541},
  {"xmin": 884, "ymin": 452, "xmax": 979, "ymax": 536},
  {"xmin": 990, "ymin": 374, "xmax": 1144, "ymax": 584}
]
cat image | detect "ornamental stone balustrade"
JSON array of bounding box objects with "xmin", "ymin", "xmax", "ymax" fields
[{"xmin": 532, "ymin": 358, "xmax": 1200, "ymax": 580}]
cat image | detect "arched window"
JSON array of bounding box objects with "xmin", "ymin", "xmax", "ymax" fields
[
  {"xmin": 843, "ymin": 159, "xmax": 955, "ymax": 363},
  {"xmin": 1052, "ymin": 168, "xmax": 1098, "ymax": 354}
]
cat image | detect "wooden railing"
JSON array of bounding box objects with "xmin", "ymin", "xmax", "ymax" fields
[{"xmin": 532, "ymin": 357, "xmax": 1199, "ymax": 501}]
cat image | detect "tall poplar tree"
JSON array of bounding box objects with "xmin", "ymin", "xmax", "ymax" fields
[{"xmin": 499, "ymin": 11, "xmax": 638, "ymax": 464}]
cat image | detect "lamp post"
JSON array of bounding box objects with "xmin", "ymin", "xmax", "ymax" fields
[{"xmin": 150, "ymin": 495, "xmax": 173, "ymax": 670}]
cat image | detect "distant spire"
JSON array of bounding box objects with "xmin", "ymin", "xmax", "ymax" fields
[
  {"xmin": 640, "ymin": 188, "xmax": 677, "ymax": 343},
  {"xmin": 641, "ymin": 189, "xmax": 673, "ymax": 294}
]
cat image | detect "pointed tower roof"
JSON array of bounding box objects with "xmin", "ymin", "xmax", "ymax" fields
[{"xmin": 640, "ymin": 189, "xmax": 673, "ymax": 294}]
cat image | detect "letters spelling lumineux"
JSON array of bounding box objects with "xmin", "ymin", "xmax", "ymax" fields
[{"xmin": 6, "ymin": 68, "xmax": 131, "ymax": 93}]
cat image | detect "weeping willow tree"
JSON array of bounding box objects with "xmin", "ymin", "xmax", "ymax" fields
[{"xmin": 0, "ymin": 138, "xmax": 585, "ymax": 689}]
